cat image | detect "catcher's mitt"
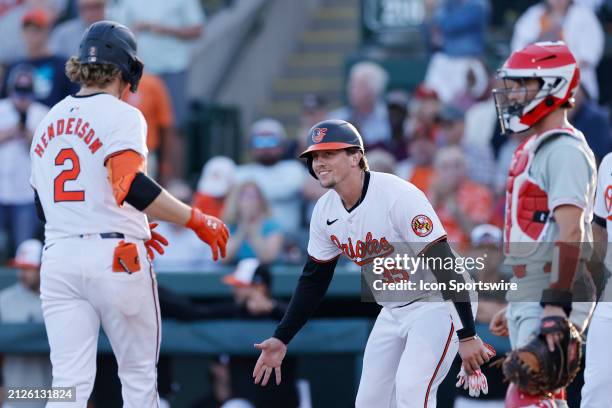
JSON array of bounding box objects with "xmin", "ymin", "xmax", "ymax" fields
[{"xmin": 502, "ymin": 316, "xmax": 582, "ymax": 395}]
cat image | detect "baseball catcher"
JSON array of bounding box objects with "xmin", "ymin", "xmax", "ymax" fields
[{"xmin": 488, "ymin": 41, "xmax": 597, "ymax": 408}]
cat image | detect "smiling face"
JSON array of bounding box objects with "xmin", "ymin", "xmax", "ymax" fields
[{"xmin": 311, "ymin": 149, "xmax": 362, "ymax": 188}]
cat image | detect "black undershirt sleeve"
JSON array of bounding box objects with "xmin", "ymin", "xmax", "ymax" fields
[
  {"xmin": 33, "ymin": 189, "xmax": 45, "ymax": 223},
  {"xmin": 594, "ymin": 214, "xmax": 606, "ymax": 228},
  {"xmin": 124, "ymin": 172, "xmax": 162, "ymax": 211},
  {"xmin": 423, "ymin": 239, "xmax": 476, "ymax": 339},
  {"xmin": 273, "ymin": 256, "xmax": 339, "ymax": 344}
]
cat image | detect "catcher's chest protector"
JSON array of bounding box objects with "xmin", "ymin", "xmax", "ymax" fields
[{"xmin": 504, "ymin": 129, "xmax": 584, "ymax": 257}]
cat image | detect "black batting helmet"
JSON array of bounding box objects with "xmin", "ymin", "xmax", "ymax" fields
[
  {"xmin": 299, "ymin": 119, "xmax": 365, "ymax": 178},
  {"xmin": 78, "ymin": 21, "xmax": 143, "ymax": 92}
]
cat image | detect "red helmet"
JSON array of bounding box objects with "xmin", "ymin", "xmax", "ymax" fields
[
  {"xmin": 505, "ymin": 384, "xmax": 557, "ymax": 408},
  {"xmin": 493, "ymin": 41, "xmax": 580, "ymax": 134}
]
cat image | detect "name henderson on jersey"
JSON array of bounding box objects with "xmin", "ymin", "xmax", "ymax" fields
[
  {"xmin": 32, "ymin": 117, "xmax": 103, "ymax": 158},
  {"xmin": 372, "ymin": 278, "xmax": 518, "ymax": 292}
]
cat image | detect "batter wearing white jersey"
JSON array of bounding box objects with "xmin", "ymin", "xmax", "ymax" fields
[
  {"xmin": 30, "ymin": 21, "xmax": 229, "ymax": 408},
  {"xmin": 581, "ymin": 152, "xmax": 612, "ymax": 407},
  {"xmin": 253, "ymin": 120, "xmax": 493, "ymax": 407}
]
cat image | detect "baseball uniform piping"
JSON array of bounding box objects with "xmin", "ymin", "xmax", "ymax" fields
[
  {"xmin": 424, "ymin": 322, "xmax": 454, "ymax": 407},
  {"xmin": 147, "ymin": 258, "xmax": 161, "ymax": 408}
]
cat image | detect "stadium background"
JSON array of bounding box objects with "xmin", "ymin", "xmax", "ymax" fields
[{"xmin": 0, "ymin": 0, "xmax": 610, "ymax": 406}]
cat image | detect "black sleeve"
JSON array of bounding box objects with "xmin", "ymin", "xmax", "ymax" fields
[
  {"xmin": 273, "ymin": 256, "xmax": 339, "ymax": 344},
  {"xmin": 424, "ymin": 239, "xmax": 476, "ymax": 339},
  {"xmin": 124, "ymin": 172, "xmax": 162, "ymax": 211},
  {"xmin": 34, "ymin": 189, "xmax": 45, "ymax": 223},
  {"xmin": 594, "ymin": 214, "xmax": 607, "ymax": 228}
]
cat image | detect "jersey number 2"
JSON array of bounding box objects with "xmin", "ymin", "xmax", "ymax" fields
[{"xmin": 54, "ymin": 148, "xmax": 84, "ymax": 202}]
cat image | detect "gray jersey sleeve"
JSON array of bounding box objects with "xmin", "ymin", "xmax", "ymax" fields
[{"xmin": 535, "ymin": 140, "xmax": 594, "ymax": 211}]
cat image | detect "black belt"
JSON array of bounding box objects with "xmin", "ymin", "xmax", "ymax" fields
[{"xmin": 78, "ymin": 232, "xmax": 125, "ymax": 239}]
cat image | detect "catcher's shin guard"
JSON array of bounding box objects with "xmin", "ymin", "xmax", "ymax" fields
[{"xmin": 505, "ymin": 384, "xmax": 557, "ymax": 408}]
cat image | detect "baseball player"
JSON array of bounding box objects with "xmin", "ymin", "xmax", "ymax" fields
[
  {"xmin": 488, "ymin": 41, "xmax": 597, "ymax": 407},
  {"xmin": 253, "ymin": 119, "xmax": 493, "ymax": 408},
  {"xmin": 580, "ymin": 151, "xmax": 612, "ymax": 407},
  {"xmin": 29, "ymin": 21, "xmax": 229, "ymax": 407}
]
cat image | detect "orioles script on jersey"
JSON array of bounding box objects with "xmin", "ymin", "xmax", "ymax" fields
[
  {"xmin": 33, "ymin": 118, "xmax": 103, "ymax": 158},
  {"xmin": 331, "ymin": 232, "xmax": 394, "ymax": 265}
]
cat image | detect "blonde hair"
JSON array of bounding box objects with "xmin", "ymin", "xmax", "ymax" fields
[
  {"xmin": 222, "ymin": 181, "xmax": 270, "ymax": 225},
  {"xmin": 65, "ymin": 56, "xmax": 121, "ymax": 88},
  {"xmin": 345, "ymin": 147, "xmax": 369, "ymax": 171}
]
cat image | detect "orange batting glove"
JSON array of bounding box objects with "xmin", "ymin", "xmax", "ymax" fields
[
  {"xmin": 144, "ymin": 222, "xmax": 169, "ymax": 260},
  {"xmin": 185, "ymin": 208, "xmax": 229, "ymax": 261}
]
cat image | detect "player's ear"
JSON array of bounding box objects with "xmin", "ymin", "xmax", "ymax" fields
[{"xmin": 354, "ymin": 151, "xmax": 362, "ymax": 167}]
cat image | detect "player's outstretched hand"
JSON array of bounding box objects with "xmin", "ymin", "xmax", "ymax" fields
[
  {"xmin": 253, "ymin": 337, "xmax": 287, "ymax": 386},
  {"xmin": 185, "ymin": 208, "xmax": 229, "ymax": 261},
  {"xmin": 145, "ymin": 223, "xmax": 169, "ymax": 260},
  {"xmin": 489, "ymin": 306, "xmax": 508, "ymax": 337},
  {"xmin": 458, "ymin": 336, "xmax": 495, "ymax": 374}
]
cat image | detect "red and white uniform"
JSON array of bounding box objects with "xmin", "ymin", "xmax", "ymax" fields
[
  {"xmin": 504, "ymin": 127, "xmax": 594, "ymax": 260},
  {"xmin": 503, "ymin": 127, "xmax": 596, "ymax": 346},
  {"xmin": 30, "ymin": 93, "xmax": 160, "ymax": 408},
  {"xmin": 581, "ymin": 152, "xmax": 612, "ymax": 407},
  {"xmin": 310, "ymin": 171, "xmax": 470, "ymax": 408}
]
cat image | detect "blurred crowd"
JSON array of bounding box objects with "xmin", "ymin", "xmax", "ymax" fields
[{"xmin": 0, "ymin": 0, "xmax": 610, "ymax": 406}]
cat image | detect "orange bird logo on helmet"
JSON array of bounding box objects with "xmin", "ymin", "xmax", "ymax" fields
[{"xmin": 311, "ymin": 127, "xmax": 327, "ymax": 143}]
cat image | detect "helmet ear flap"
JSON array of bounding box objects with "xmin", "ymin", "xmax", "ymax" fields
[
  {"xmin": 545, "ymin": 96, "xmax": 554, "ymax": 107},
  {"xmin": 127, "ymin": 58, "xmax": 143, "ymax": 92},
  {"xmin": 307, "ymin": 156, "xmax": 318, "ymax": 179}
]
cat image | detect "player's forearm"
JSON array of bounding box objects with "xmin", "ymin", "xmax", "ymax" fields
[
  {"xmin": 541, "ymin": 205, "xmax": 585, "ymax": 312},
  {"xmin": 554, "ymin": 205, "xmax": 584, "ymax": 243},
  {"xmin": 424, "ymin": 239, "xmax": 476, "ymax": 339},
  {"xmin": 144, "ymin": 189, "xmax": 191, "ymax": 225},
  {"xmin": 591, "ymin": 222, "xmax": 607, "ymax": 263},
  {"xmin": 273, "ymin": 256, "xmax": 338, "ymax": 344}
]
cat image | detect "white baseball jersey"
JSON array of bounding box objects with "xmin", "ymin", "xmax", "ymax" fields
[
  {"xmin": 29, "ymin": 93, "xmax": 150, "ymax": 241},
  {"xmin": 593, "ymin": 152, "xmax": 612, "ymax": 307},
  {"xmin": 308, "ymin": 171, "xmax": 447, "ymax": 306},
  {"xmin": 581, "ymin": 152, "xmax": 612, "ymax": 408}
]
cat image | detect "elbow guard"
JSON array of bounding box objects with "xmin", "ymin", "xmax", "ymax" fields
[{"xmin": 106, "ymin": 150, "xmax": 146, "ymax": 206}]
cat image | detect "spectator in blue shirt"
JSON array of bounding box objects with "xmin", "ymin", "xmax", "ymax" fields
[
  {"xmin": 422, "ymin": 0, "xmax": 490, "ymax": 103},
  {"xmin": 423, "ymin": 0, "xmax": 489, "ymax": 57}
]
